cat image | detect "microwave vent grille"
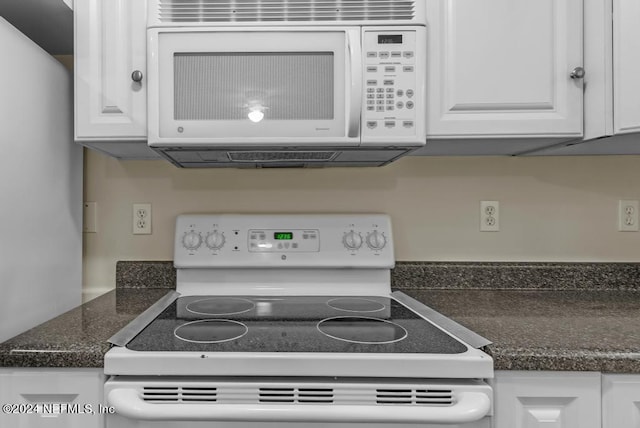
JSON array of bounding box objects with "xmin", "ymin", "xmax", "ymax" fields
[
  {"xmin": 158, "ymin": 0, "xmax": 416, "ymax": 23},
  {"xmin": 227, "ymin": 151, "xmax": 338, "ymax": 162}
]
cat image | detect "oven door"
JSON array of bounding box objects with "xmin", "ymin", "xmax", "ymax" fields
[
  {"xmin": 105, "ymin": 377, "xmax": 491, "ymax": 428},
  {"xmin": 148, "ymin": 27, "xmax": 361, "ymax": 148}
]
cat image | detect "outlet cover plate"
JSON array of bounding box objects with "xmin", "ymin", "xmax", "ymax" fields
[
  {"xmin": 83, "ymin": 202, "xmax": 97, "ymax": 233},
  {"xmin": 618, "ymin": 200, "xmax": 639, "ymax": 232},
  {"xmin": 480, "ymin": 200, "xmax": 500, "ymax": 232},
  {"xmin": 133, "ymin": 203, "xmax": 152, "ymax": 235}
]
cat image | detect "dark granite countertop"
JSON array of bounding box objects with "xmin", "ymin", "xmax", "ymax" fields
[
  {"xmin": 0, "ymin": 289, "xmax": 170, "ymax": 368},
  {"xmin": 401, "ymin": 289, "xmax": 640, "ymax": 373},
  {"xmin": 1, "ymin": 285, "xmax": 639, "ymax": 373}
]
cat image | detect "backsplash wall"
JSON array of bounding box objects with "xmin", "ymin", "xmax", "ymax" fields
[{"xmin": 84, "ymin": 150, "xmax": 640, "ymax": 294}]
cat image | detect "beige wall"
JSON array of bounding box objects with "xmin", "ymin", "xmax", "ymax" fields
[
  {"xmin": 53, "ymin": 55, "xmax": 73, "ymax": 70},
  {"xmin": 83, "ymin": 150, "xmax": 640, "ymax": 293}
]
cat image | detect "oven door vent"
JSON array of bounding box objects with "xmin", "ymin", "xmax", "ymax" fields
[
  {"xmin": 142, "ymin": 387, "xmax": 218, "ymax": 403},
  {"xmin": 259, "ymin": 387, "xmax": 334, "ymax": 403},
  {"xmin": 138, "ymin": 384, "xmax": 455, "ymax": 406},
  {"xmin": 376, "ymin": 388, "xmax": 454, "ymax": 406}
]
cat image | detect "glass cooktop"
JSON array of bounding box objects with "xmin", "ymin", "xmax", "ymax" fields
[{"xmin": 126, "ymin": 296, "xmax": 469, "ymax": 354}]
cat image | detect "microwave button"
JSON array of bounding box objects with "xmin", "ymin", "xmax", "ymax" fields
[
  {"xmin": 367, "ymin": 51, "xmax": 378, "ymax": 58},
  {"xmin": 367, "ymin": 88, "xmax": 375, "ymax": 93},
  {"xmin": 367, "ymin": 80, "xmax": 377, "ymax": 86},
  {"xmin": 403, "ymin": 66, "xmax": 414, "ymax": 72},
  {"xmin": 385, "ymin": 121, "xmax": 396, "ymax": 128},
  {"xmin": 367, "ymin": 66, "xmax": 378, "ymax": 73},
  {"xmin": 391, "ymin": 51, "xmax": 402, "ymax": 58},
  {"xmin": 397, "ymin": 89, "xmax": 404, "ymax": 97},
  {"xmin": 386, "ymin": 94, "xmax": 394, "ymax": 99},
  {"xmin": 386, "ymin": 88, "xmax": 394, "ymax": 93},
  {"xmin": 403, "ymin": 121, "xmax": 414, "ymax": 128},
  {"xmin": 292, "ymin": 243, "xmax": 299, "ymax": 249},
  {"xmin": 377, "ymin": 100, "xmax": 385, "ymax": 105},
  {"xmin": 376, "ymin": 106, "xmax": 385, "ymax": 112},
  {"xmin": 406, "ymin": 89, "xmax": 415, "ymax": 98},
  {"xmin": 367, "ymin": 100, "xmax": 375, "ymax": 105},
  {"xmin": 386, "ymin": 106, "xmax": 395, "ymax": 111},
  {"xmin": 367, "ymin": 106, "xmax": 375, "ymax": 111},
  {"xmin": 367, "ymin": 94, "xmax": 375, "ymax": 99},
  {"xmin": 403, "ymin": 51, "xmax": 414, "ymax": 59},
  {"xmin": 367, "ymin": 121, "xmax": 378, "ymax": 129},
  {"xmin": 383, "ymin": 79, "xmax": 395, "ymax": 86},
  {"xmin": 386, "ymin": 100, "xmax": 394, "ymax": 105},
  {"xmin": 376, "ymin": 88, "xmax": 385, "ymax": 93},
  {"xmin": 385, "ymin": 66, "xmax": 396, "ymax": 72},
  {"xmin": 406, "ymin": 101, "xmax": 415, "ymax": 109},
  {"xmin": 377, "ymin": 94, "xmax": 385, "ymax": 99},
  {"xmin": 396, "ymin": 101, "xmax": 404, "ymax": 109},
  {"xmin": 379, "ymin": 51, "xmax": 390, "ymax": 59}
]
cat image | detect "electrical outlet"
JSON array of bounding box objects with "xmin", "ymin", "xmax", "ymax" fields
[
  {"xmin": 618, "ymin": 200, "xmax": 639, "ymax": 232},
  {"xmin": 83, "ymin": 202, "xmax": 97, "ymax": 233},
  {"xmin": 480, "ymin": 201, "xmax": 500, "ymax": 232},
  {"xmin": 133, "ymin": 203, "xmax": 152, "ymax": 235}
]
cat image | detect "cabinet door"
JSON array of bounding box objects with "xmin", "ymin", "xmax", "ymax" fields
[
  {"xmin": 613, "ymin": 0, "xmax": 640, "ymax": 134},
  {"xmin": 75, "ymin": 0, "xmax": 146, "ymax": 140},
  {"xmin": 603, "ymin": 374, "xmax": 640, "ymax": 428},
  {"xmin": 0, "ymin": 368, "xmax": 105, "ymax": 428},
  {"xmin": 426, "ymin": 0, "xmax": 584, "ymax": 139},
  {"xmin": 493, "ymin": 371, "xmax": 601, "ymax": 428}
]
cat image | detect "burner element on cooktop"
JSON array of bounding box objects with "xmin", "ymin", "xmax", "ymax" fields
[
  {"xmin": 317, "ymin": 316, "xmax": 408, "ymax": 345},
  {"xmin": 327, "ymin": 297, "xmax": 386, "ymax": 313},
  {"xmin": 186, "ymin": 297, "xmax": 255, "ymax": 316},
  {"xmin": 174, "ymin": 319, "xmax": 248, "ymax": 344}
]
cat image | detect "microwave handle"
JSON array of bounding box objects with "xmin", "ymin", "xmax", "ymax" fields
[{"xmin": 346, "ymin": 29, "xmax": 362, "ymax": 138}]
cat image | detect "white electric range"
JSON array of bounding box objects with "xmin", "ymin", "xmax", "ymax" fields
[{"xmin": 104, "ymin": 214, "xmax": 493, "ymax": 427}]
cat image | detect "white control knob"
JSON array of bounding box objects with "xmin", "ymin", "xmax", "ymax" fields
[
  {"xmin": 366, "ymin": 230, "xmax": 387, "ymax": 250},
  {"xmin": 205, "ymin": 231, "xmax": 226, "ymax": 250},
  {"xmin": 343, "ymin": 231, "xmax": 363, "ymax": 250},
  {"xmin": 182, "ymin": 231, "xmax": 202, "ymax": 250}
]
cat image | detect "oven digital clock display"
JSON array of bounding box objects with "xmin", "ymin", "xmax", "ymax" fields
[{"xmin": 274, "ymin": 232, "xmax": 293, "ymax": 240}]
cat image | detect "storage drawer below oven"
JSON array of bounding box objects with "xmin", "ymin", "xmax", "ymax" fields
[
  {"xmin": 106, "ymin": 415, "xmax": 491, "ymax": 428},
  {"xmin": 105, "ymin": 377, "xmax": 492, "ymax": 428}
]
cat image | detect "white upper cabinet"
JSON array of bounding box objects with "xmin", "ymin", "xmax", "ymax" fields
[
  {"xmin": 425, "ymin": 0, "xmax": 584, "ymax": 140},
  {"xmin": 525, "ymin": 0, "xmax": 640, "ymax": 155},
  {"xmin": 612, "ymin": 0, "xmax": 640, "ymax": 134},
  {"xmin": 75, "ymin": 0, "xmax": 156, "ymax": 158}
]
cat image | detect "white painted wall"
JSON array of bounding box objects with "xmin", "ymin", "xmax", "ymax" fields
[{"xmin": 83, "ymin": 149, "xmax": 640, "ymax": 294}]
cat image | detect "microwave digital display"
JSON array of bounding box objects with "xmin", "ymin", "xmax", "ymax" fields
[{"xmin": 378, "ymin": 34, "xmax": 403, "ymax": 44}]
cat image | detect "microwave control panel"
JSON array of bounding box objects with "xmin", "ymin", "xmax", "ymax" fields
[{"xmin": 362, "ymin": 28, "xmax": 425, "ymax": 142}]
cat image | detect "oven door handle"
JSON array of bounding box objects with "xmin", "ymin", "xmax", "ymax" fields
[{"xmin": 108, "ymin": 389, "xmax": 491, "ymax": 424}]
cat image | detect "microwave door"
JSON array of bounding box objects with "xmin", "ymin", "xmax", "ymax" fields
[{"xmin": 148, "ymin": 28, "xmax": 361, "ymax": 147}]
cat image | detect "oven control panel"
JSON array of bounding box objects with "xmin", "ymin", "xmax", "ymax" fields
[{"xmin": 175, "ymin": 214, "xmax": 394, "ymax": 268}]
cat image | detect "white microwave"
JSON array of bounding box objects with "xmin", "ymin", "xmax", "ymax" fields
[{"xmin": 146, "ymin": 0, "xmax": 426, "ymax": 168}]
